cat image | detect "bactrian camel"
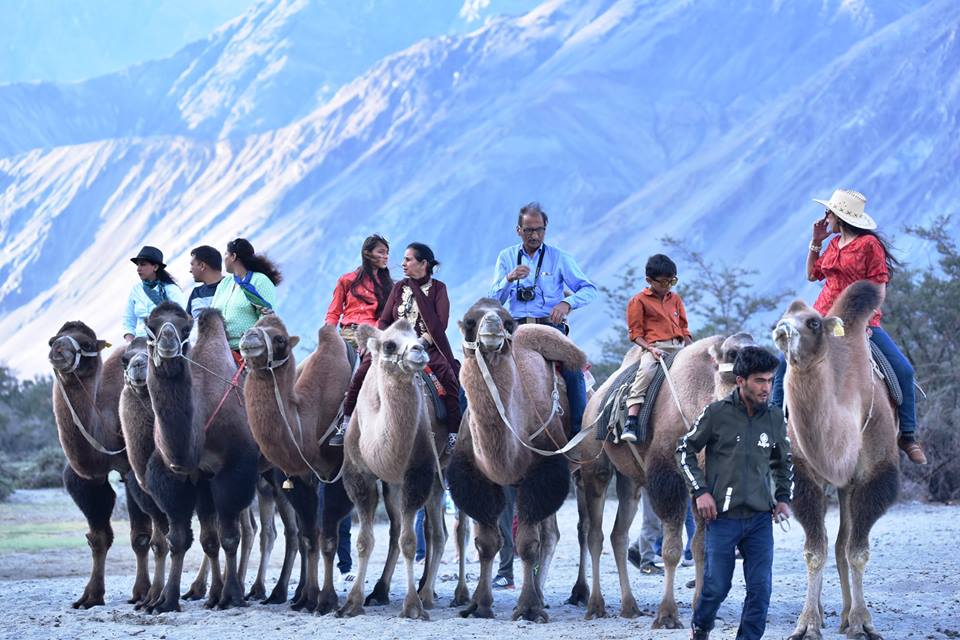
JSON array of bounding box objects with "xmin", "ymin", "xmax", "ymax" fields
[
  {"xmin": 239, "ymin": 315, "xmax": 353, "ymax": 613},
  {"xmin": 337, "ymin": 319, "xmax": 450, "ymax": 620},
  {"xmin": 47, "ymin": 321, "xmax": 151, "ymax": 608},
  {"xmin": 448, "ymin": 298, "xmax": 586, "ymax": 623},
  {"xmin": 566, "ymin": 332, "xmax": 756, "ymax": 626},
  {"xmin": 144, "ymin": 303, "xmax": 258, "ymax": 612},
  {"xmin": 773, "ymin": 281, "xmax": 899, "ymax": 640}
]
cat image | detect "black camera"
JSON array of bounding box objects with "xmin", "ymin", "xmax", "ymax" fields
[{"xmin": 517, "ymin": 286, "xmax": 536, "ymax": 302}]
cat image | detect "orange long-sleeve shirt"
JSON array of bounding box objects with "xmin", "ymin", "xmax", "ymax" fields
[{"xmin": 626, "ymin": 288, "xmax": 692, "ymax": 343}]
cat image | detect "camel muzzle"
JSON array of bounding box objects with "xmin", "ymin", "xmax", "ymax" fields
[
  {"xmin": 772, "ymin": 320, "xmax": 799, "ymax": 354},
  {"xmin": 477, "ymin": 312, "xmax": 507, "ymax": 351},
  {"xmin": 147, "ymin": 322, "xmax": 188, "ymax": 360},
  {"xmin": 48, "ymin": 336, "xmax": 98, "ymax": 373},
  {"xmin": 125, "ymin": 353, "xmax": 149, "ymax": 387},
  {"xmin": 238, "ymin": 331, "xmax": 265, "ymax": 360}
]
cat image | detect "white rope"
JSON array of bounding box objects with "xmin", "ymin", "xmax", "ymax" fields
[
  {"xmin": 53, "ymin": 372, "xmax": 125, "ymax": 456},
  {"xmin": 657, "ymin": 354, "xmax": 693, "ymax": 432},
  {"xmin": 861, "ymin": 369, "xmax": 877, "ymax": 434}
]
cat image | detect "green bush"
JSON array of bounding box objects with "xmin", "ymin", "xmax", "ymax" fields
[
  {"xmin": 16, "ymin": 447, "xmax": 66, "ymax": 490},
  {"xmin": 0, "ymin": 459, "xmax": 16, "ymax": 502}
]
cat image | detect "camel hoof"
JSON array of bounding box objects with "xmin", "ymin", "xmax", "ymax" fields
[
  {"xmin": 71, "ymin": 591, "xmax": 105, "ymax": 609},
  {"xmin": 245, "ymin": 583, "xmax": 267, "ymax": 601},
  {"xmin": 401, "ymin": 597, "xmax": 430, "ymax": 621},
  {"xmin": 585, "ymin": 597, "xmax": 607, "ymax": 620},
  {"xmin": 449, "ymin": 584, "xmax": 470, "ymax": 607},
  {"xmin": 619, "ymin": 597, "xmax": 642, "ymax": 619},
  {"xmin": 261, "ymin": 585, "xmax": 287, "ymax": 605},
  {"xmin": 336, "ymin": 598, "xmax": 365, "ymax": 618},
  {"xmin": 459, "ymin": 602, "xmax": 494, "ymax": 619},
  {"xmin": 512, "ymin": 605, "xmax": 549, "ymax": 623},
  {"xmin": 652, "ymin": 612, "xmax": 684, "ymax": 629},
  {"xmin": 787, "ymin": 625, "xmax": 823, "ymax": 640},
  {"xmin": 364, "ymin": 581, "xmax": 390, "ymax": 607},
  {"xmin": 151, "ymin": 594, "xmax": 182, "ymax": 614},
  {"xmin": 565, "ymin": 582, "xmax": 589, "ymax": 607},
  {"xmin": 216, "ymin": 587, "xmax": 248, "ymax": 610},
  {"xmin": 315, "ymin": 588, "xmax": 340, "ymax": 616},
  {"xmin": 181, "ymin": 584, "xmax": 207, "ymax": 601},
  {"xmin": 844, "ymin": 623, "xmax": 883, "ymax": 640}
]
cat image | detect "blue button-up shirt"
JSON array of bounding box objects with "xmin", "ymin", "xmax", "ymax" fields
[{"xmin": 488, "ymin": 243, "xmax": 598, "ymax": 318}]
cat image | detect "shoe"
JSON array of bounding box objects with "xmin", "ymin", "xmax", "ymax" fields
[
  {"xmin": 445, "ymin": 433, "xmax": 457, "ymax": 455},
  {"xmin": 620, "ymin": 415, "xmax": 639, "ymax": 443},
  {"xmin": 328, "ymin": 426, "xmax": 345, "ymax": 447},
  {"xmin": 690, "ymin": 624, "xmax": 710, "ymax": 639},
  {"xmin": 653, "ymin": 554, "xmax": 664, "ymax": 567},
  {"xmin": 685, "ymin": 578, "xmax": 696, "ymax": 589},
  {"xmin": 898, "ymin": 436, "xmax": 927, "ymax": 465},
  {"xmin": 681, "ymin": 554, "xmax": 694, "ymax": 567},
  {"xmin": 639, "ymin": 562, "xmax": 664, "ymax": 576},
  {"xmin": 338, "ymin": 572, "xmax": 356, "ymax": 591},
  {"xmin": 628, "ymin": 543, "xmax": 641, "ymax": 569},
  {"xmin": 492, "ymin": 575, "xmax": 514, "ymax": 590}
]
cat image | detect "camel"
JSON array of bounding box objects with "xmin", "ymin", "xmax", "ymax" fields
[
  {"xmin": 773, "ymin": 281, "xmax": 899, "ymax": 640},
  {"xmin": 238, "ymin": 316, "xmax": 353, "ymax": 613},
  {"xmin": 47, "ymin": 321, "xmax": 157, "ymax": 608},
  {"xmin": 335, "ymin": 319, "xmax": 450, "ymax": 620},
  {"xmin": 565, "ymin": 332, "xmax": 756, "ymax": 626},
  {"xmin": 144, "ymin": 303, "xmax": 259, "ymax": 612},
  {"xmin": 447, "ymin": 298, "xmax": 586, "ymax": 623}
]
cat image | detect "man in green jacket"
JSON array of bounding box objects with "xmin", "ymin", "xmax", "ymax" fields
[{"xmin": 676, "ymin": 346, "xmax": 793, "ymax": 640}]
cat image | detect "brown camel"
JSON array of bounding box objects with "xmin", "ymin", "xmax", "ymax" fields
[
  {"xmin": 239, "ymin": 316, "xmax": 353, "ymax": 613},
  {"xmin": 565, "ymin": 332, "xmax": 755, "ymax": 625},
  {"xmin": 336, "ymin": 319, "xmax": 449, "ymax": 620},
  {"xmin": 447, "ymin": 298, "xmax": 586, "ymax": 623},
  {"xmin": 144, "ymin": 303, "xmax": 259, "ymax": 612},
  {"xmin": 773, "ymin": 281, "xmax": 899, "ymax": 640},
  {"xmin": 47, "ymin": 321, "xmax": 157, "ymax": 608}
]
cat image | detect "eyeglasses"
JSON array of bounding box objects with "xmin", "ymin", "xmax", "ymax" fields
[
  {"xmin": 521, "ymin": 226, "xmax": 546, "ymax": 236},
  {"xmin": 651, "ymin": 276, "xmax": 679, "ymax": 287}
]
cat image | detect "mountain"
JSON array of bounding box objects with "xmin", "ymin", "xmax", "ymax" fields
[{"xmin": 1, "ymin": 0, "xmax": 957, "ymax": 377}]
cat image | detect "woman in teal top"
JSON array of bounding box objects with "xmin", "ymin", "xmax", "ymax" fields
[{"xmin": 211, "ymin": 238, "xmax": 281, "ymax": 363}]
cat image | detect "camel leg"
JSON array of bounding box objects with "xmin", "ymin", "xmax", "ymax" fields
[
  {"xmin": 263, "ymin": 481, "xmax": 300, "ymax": 605},
  {"xmin": 144, "ymin": 514, "xmax": 170, "ymax": 610},
  {"xmin": 124, "ymin": 476, "xmax": 154, "ymax": 606},
  {"xmin": 842, "ymin": 464, "xmax": 898, "ymax": 640},
  {"xmin": 365, "ymin": 483, "xmax": 401, "ymax": 607},
  {"xmin": 513, "ymin": 520, "xmax": 547, "ymax": 622},
  {"xmin": 211, "ymin": 453, "xmax": 258, "ymax": 610},
  {"xmin": 286, "ymin": 477, "xmax": 321, "ymax": 612},
  {"xmin": 788, "ymin": 462, "xmax": 829, "ymax": 640},
  {"xmin": 836, "ymin": 488, "xmax": 852, "ymax": 631},
  {"xmin": 419, "ymin": 478, "xmax": 448, "ymax": 611},
  {"xmin": 146, "ymin": 454, "xmax": 197, "ymax": 614},
  {"xmin": 237, "ymin": 505, "xmax": 257, "ymax": 597},
  {"xmin": 397, "ymin": 480, "xmax": 429, "ymax": 620},
  {"xmin": 565, "ymin": 467, "xmax": 591, "ymax": 608},
  {"xmin": 450, "ymin": 509, "xmax": 471, "ymax": 607},
  {"xmin": 610, "ymin": 471, "xmax": 643, "ymax": 619},
  {"xmin": 536, "ymin": 514, "xmax": 560, "ymax": 605},
  {"xmin": 63, "ymin": 466, "xmax": 115, "ymax": 609},
  {"xmin": 248, "ymin": 476, "xmax": 276, "ymax": 602},
  {"xmin": 291, "ymin": 530, "xmax": 307, "ymax": 606},
  {"xmin": 648, "ymin": 462, "xmax": 687, "ymax": 630},
  {"xmin": 318, "ymin": 480, "xmax": 353, "ymax": 615},
  {"xmin": 182, "ymin": 555, "xmax": 209, "ymax": 601},
  {"xmin": 195, "ymin": 481, "xmax": 224, "ymax": 609},
  {"xmin": 581, "ymin": 462, "xmax": 610, "ymax": 619},
  {"xmin": 460, "ymin": 519, "xmax": 500, "ymax": 619},
  {"xmin": 337, "ymin": 468, "xmax": 378, "ymax": 618}
]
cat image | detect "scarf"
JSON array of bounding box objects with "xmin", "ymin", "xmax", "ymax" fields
[
  {"xmin": 234, "ymin": 272, "xmax": 273, "ymax": 312},
  {"xmin": 142, "ymin": 279, "xmax": 167, "ymax": 306}
]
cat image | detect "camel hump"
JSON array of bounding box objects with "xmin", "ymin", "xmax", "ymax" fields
[
  {"xmin": 316, "ymin": 323, "xmax": 342, "ymax": 346},
  {"xmin": 512, "ymin": 324, "xmax": 587, "ymax": 371},
  {"xmin": 828, "ymin": 280, "xmax": 883, "ymax": 326},
  {"xmin": 197, "ymin": 307, "xmax": 227, "ymax": 335}
]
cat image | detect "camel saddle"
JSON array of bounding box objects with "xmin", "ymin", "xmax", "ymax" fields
[
  {"xmin": 595, "ymin": 350, "xmax": 681, "ymax": 444},
  {"xmin": 869, "ymin": 340, "xmax": 903, "ymax": 406},
  {"xmin": 419, "ymin": 366, "xmax": 447, "ymax": 423}
]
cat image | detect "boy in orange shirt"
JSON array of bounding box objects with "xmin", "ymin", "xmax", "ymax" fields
[{"xmin": 621, "ymin": 254, "xmax": 694, "ymax": 442}]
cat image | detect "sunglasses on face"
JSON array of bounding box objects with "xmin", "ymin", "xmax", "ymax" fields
[{"xmin": 651, "ymin": 277, "xmax": 679, "ymax": 287}]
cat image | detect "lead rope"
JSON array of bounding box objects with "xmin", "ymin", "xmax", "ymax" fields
[
  {"xmin": 860, "ymin": 368, "xmax": 877, "ymax": 434},
  {"xmin": 53, "ymin": 372, "xmax": 125, "ymax": 456},
  {"xmin": 415, "ymin": 374, "xmax": 448, "ymax": 491}
]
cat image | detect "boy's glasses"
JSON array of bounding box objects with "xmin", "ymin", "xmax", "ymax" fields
[{"xmin": 652, "ymin": 276, "xmax": 679, "ymax": 287}]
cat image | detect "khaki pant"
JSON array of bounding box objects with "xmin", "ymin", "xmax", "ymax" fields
[
  {"xmin": 340, "ymin": 324, "xmax": 361, "ymax": 350},
  {"xmin": 625, "ymin": 339, "xmax": 685, "ymax": 408}
]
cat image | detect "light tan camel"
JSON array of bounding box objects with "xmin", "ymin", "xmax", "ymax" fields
[
  {"xmin": 773, "ymin": 281, "xmax": 899, "ymax": 640},
  {"xmin": 565, "ymin": 332, "xmax": 755, "ymax": 626},
  {"xmin": 447, "ymin": 298, "xmax": 586, "ymax": 623},
  {"xmin": 48, "ymin": 321, "xmax": 156, "ymax": 608},
  {"xmin": 239, "ymin": 316, "xmax": 353, "ymax": 614},
  {"xmin": 336, "ymin": 319, "xmax": 449, "ymax": 620},
  {"xmin": 145, "ymin": 303, "xmax": 259, "ymax": 612}
]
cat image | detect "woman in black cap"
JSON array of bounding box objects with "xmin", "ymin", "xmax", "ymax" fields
[{"xmin": 122, "ymin": 245, "xmax": 185, "ymax": 343}]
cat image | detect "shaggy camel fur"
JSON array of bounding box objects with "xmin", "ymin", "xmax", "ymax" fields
[
  {"xmin": 447, "ymin": 298, "xmax": 586, "ymax": 623},
  {"xmin": 773, "ymin": 281, "xmax": 899, "ymax": 640},
  {"xmin": 145, "ymin": 303, "xmax": 258, "ymax": 612},
  {"xmin": 48, "ymin": 321, "xmax": 155, "ymax": 609},
  {"xmin": 239, "ymin": 316, "xmax": 353, "ymax": 613},
  {"xmin": 336, "ymin": 320, "xmax": 449, "ymax": 620},
  {"xmin": 566, "ymin": 333, "xmax": 755, "ymax": 626}
]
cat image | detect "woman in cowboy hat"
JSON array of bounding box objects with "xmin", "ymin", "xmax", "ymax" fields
[
  {"xmin": 122, "ymin": 245, "xmax": 186, "ymax": 343},
  {"xmin": 771, "ymin": 188, "xmax": 926, "ymax": 464}
]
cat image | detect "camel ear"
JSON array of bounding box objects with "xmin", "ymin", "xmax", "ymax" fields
[
  {"xmin": 97, "ymin": 340, "xmax": 110, "ymax": 351},
  {"xmin": 824, "ymin": 316, "xmax": 845, "ymax": 337},
  {"xmin": 787, "ymin": 299, "xmax": 809, "ymax": 314},
  {"xmin": 355, "ymin": 324, "xmax": 380, "ymax": 352},
  {"xmin": 707, "ymin": 343, "xmax": 721, "ymax": 365},
  {"xmin": 289, "ymin": 336, "xmax": 300, "ymax": 349}
]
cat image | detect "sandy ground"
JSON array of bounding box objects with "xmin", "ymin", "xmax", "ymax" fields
[{"xmin": 0, "ymin": 488, "xmax": 957, "ymax": 640}]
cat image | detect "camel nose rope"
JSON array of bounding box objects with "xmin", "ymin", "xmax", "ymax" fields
[
  {"xmin": 51, "ymin": 336, "xmax": 101, "ymax": 374},
  {"xmin": 145, "ymin": 322, "xmax": 190, "ymax": 367}
]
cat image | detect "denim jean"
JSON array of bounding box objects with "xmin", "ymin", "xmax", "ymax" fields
[
  {"xmin": 684, "ymin": 499, "xmax": 696, "ymax": 559},
  {"xmin": 496, "ymin": 485, "xmax": 518, "ymax": 580},
  {"xmin": 415, "ymin": 508, "xmax": 426, "ymax": 561},
  {"xmin": 771, "ymin": 327, "xmax": 917, "ymax": 436},
  {"xmin": 692, "ymin": 511, "xmax": 773, "ymax": 640},
  {"xmin": 318, "ymin": 485, "xmax": 353, "ymax": 574}
]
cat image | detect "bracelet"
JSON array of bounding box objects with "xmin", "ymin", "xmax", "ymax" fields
[{"xmin": 809, "ymin": 242, "xmax": 822, "ymax": 253}]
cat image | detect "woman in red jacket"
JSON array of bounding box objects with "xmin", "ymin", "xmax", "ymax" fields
[{"xmin": 325, "ymin": 234, "xmax": 393, "ymax": 348}]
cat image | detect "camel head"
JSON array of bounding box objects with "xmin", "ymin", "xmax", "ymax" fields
[
  {"xmin": 357, "ymin": 320, "xmax": 429, "ymax": 375},
  {"xmin": 709, "ymin": 332, "xmax": 757, "ymax": 385},
  {"xmin": 122, "ymin": 337, "xmax": 150, "ymax": 389},
  {"xmin": 773, "ymin": 299, "xmax": 845, "ymax": 369},
  {"xmin": 48, "ymin": 321, "xmax": 107, "ymax": 375},
  {"xmin": 239, "ymin": 315, "xmax": 299, "ymax": 370},
  {"xmin": 145, "ymin": 301, "xmax": 192, "ymax": 365},
  {"xmin": 459, "ymin": 297, "xmax": 517, "ymax": 357}
]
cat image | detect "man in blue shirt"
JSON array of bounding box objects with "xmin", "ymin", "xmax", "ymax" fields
[{"xmin": 488, "ymin": 201, "xmax": 598, "ymax": 435}]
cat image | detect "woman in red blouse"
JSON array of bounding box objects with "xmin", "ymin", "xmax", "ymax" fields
[
  {"xmin": 325, "ymin": 234, "xmax": 393, "ymax": 347},
  {"xmin": 772, "ymin": 189, "xmax": 925, "ymax": 464}
]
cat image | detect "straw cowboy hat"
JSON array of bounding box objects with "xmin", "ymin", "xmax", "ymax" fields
[{"xmin": 813, "ymin": 189, "xmax": 877, "ymax": 230}]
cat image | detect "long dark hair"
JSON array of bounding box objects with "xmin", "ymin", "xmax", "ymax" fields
[
  {"xmin": 226, "ymin": 238, "xmax": 283, "ymax": 285},
  {"xmin": 407, "ymin": 242, "xmax": 440, "ymax": 277},
  {"xmin": 837, "ymin": 219, "xmax": 901, "ymax": 272},
  {"xmin": 156, "ymin": 267, "xmax": 177, "ymax": 285},
  {"xmin": 349, "ymin": 234, "xmax": 392, "ymax": 313}
]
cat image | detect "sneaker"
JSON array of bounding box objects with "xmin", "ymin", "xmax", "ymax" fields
[
  {"xmin": 690, "ymin": 624, "xmax": 710, "ymax": 639},
  {"xmin": 639, "ymin": 562, "xmax": 664, "ymax": 576},
  {"xmin": 329, "ymin": 414, "xmax": 349, "ymax": 447},
  {"xmin": 627, "ymin": 543, "xmax": 641, "ymax": 569},
  {"xmin": 620, "ymin": 415, "xmax": 639, "ymax": 443},
  {"xmin": 653, "ymin": 554, "xmax": 664, "ymax": 567},
  {"xmin": 685, "ymin": 578, "xmax": 696, "ymax": 589},
  {"xmin": 898, "ymin": 436, "xmax": 927, "ymax": 465},
  {"xmin": 681, "ymin": 554, "xmax": 695, "ymax": 568},
  {"xmin": 492, "ymin": 575, "xmax": 514, "ymax": 590},
  {"xmin": 445, "ymin": 433, "xmax": 457, "ymax": 455},
  {"xmin": 338, "ymin": 572, "xmax": 356, "ymax": 591}
]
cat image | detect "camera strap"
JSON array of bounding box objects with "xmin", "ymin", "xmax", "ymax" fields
[{"xmin": 516, "ymin": 246, "xmax": 546, "ymax": 297}]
